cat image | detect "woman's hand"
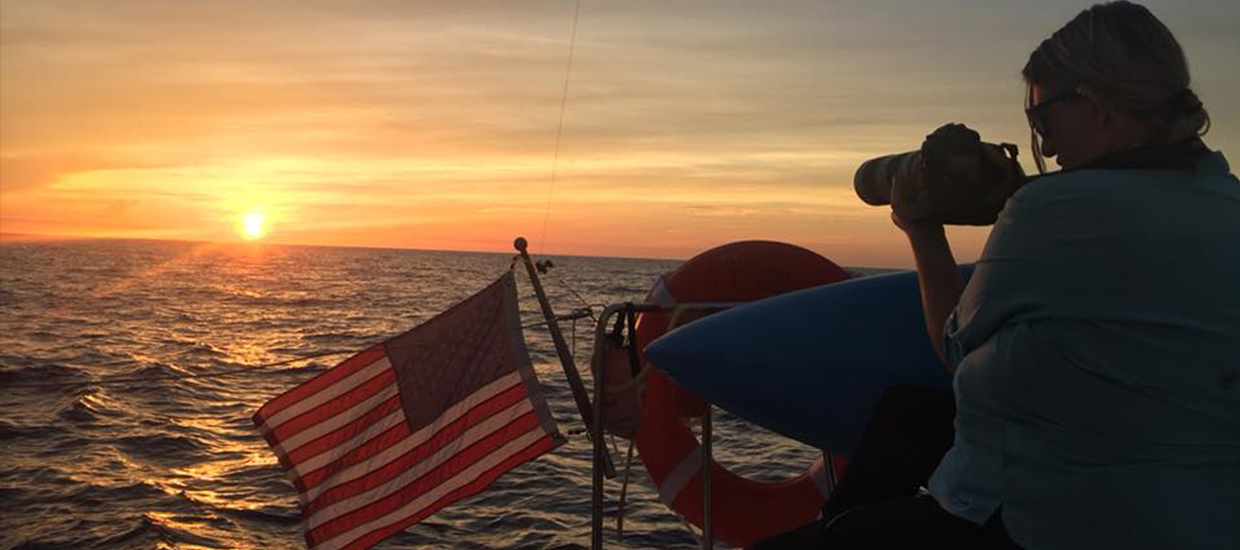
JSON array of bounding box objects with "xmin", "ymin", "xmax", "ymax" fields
[
  {"xmin": 889, "ymin": 160, "xmax": 947, "ymax": 237},
  {"xmin": 891, "ymin": 210, "xmax": 946, "ymax": 238},
  {"xmin": 890, "ymin": 143, "xmax": 1026, "ymax": 228}
]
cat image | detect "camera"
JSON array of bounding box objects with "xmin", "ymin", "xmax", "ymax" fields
[{"xmin": 854, "ymin": 123, "xmax": 1023, "ymax": 225}]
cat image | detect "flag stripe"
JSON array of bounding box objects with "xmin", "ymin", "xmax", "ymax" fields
[
  {"xmin": 254, "ymin": 274, "xmax": 563, "ymax": 550},
  {"xmin": 266, "ymin": 368, "xmax": 397, "ymax": 443},
  {"xmin": 307, "ymin": 409, "xmax": 542, "ymax": 541},
  {"xmin": 296, "ymin": 419, "xmax": 408, "ymax": 494},
  {"xmin": 257, "ymin": 355, "xmax": 393, "ymax": 434},
  {"xmin": 286, "ymin": 395, "xmax": 404, "ymax": 466},
  {"xmin": 289, "ymin": 406, "xmax": 405, "ymax": 488},
  {"xmin": 255, "ymin": 345, "xmax": 386, "ymax": 420},
  {"xmin": 269, "ymin": 398, "xmax": 402, "ymax": 493},
  {"xmin": 334, "ymin": 433, "xmax": 558, "ymax": 550},
  {"xmin": 274, "ymin": 382, "xmax": 399, "ymax": 455},
  {"xmin": 305, "ymin": 397, "xmax": 534, "ymax": 522},
  {"xmin": 295, "ymin": 372, "xmax": 526, "ymax": 491},
  {"xmin": 314, "ymin": 428, "xmax": 556, "ymax": 550}
]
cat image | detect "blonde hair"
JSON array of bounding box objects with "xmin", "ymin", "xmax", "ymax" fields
[{"xmin": 1023, "ymin": 1, "xmax": 1209, "ymax": 171}]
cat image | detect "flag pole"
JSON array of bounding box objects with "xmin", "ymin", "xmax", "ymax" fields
[{"xmin": 514, "ymin": 237, "xmax": 615, "ymax": 478}]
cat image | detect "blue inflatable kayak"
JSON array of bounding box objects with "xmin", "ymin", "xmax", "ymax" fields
[{"xmin": 643, "ymin": 265, "xmax": 974, "ymax": 455}]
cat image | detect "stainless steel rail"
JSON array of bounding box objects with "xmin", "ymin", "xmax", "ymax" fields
[{"xmin": 589, "ymin": 301, "xmax": 745, "ymax": 550}]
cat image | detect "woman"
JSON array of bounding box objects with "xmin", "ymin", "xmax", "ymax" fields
[{"xmin": 754, "ymin": 2, "xmax": 1239, "ymax": 549}]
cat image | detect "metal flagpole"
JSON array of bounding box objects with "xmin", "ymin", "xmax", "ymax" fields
[
  {"xmin": 514, "ymin": 236, "xmax": 615, "ymax": 478},
  {"xmin": 591, "ymin": 318, "xmax": 608, "ymax": 550},
  {"xmin": 702, "ymin": 405, "xmax": 714, "ymax": 550}
]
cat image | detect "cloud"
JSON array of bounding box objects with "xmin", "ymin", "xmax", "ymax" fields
[
  {"xmin": 1, "ymin": 0, "xmax": 1236, "ymax": 262},
  {"xmin": 0, "ymin": 155, "xmax": 64, "ymax": 191},
  {"xmin": 0, "ymin": 153, "xmax": 183, "ymax": 192}
]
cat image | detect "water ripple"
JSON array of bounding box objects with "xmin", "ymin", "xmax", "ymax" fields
[{"xmin": 0, "ymin": 240, "xmax": 829, "ymax": 549}]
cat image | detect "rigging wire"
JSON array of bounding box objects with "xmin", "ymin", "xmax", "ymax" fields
[
  {"xmin": 541, "ymin": 270, "xmax": 602, "ymax": 323},
  {"xmin": 537, "ymin": 0, "xmax": 583, "ymax": 256}
]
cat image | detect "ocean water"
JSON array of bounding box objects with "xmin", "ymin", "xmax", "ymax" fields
[{"xmin": 0, "ymin": 239, "xmax": 855, "ymax": 550}]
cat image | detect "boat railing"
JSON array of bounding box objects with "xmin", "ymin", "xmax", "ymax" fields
[
  {"xmin": 589, "ymin": 302, "xmax": 748, "ymax": 550},
  {"xmin": 513, "ymin": 237, "xmax": 823, "ymax": 550}
]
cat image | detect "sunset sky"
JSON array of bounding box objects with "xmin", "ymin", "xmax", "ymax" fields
[{"xmin": 2, "ymin": 0, "xmax": 1237, "ymax": 266}]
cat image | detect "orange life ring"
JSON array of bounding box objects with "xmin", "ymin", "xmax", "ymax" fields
[{"xmin": 633, "ymin": 241, "xmax": 851, "ymax": 547}]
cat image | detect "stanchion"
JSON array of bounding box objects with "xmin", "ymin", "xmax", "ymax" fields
[
  {"xmin": 514, "ymin": 237, "xmax": 614, "ymax": 478},
  {"xmin": 583, "ymin": 301, "xmax": 744, "ymax": 550},
  {"xmin": 702, "ymin": 404, "xmax": 714, "ymax": 550},
  {"xmin": 591, "ymin": 312, "xmax": 609, "ymax": 550}
]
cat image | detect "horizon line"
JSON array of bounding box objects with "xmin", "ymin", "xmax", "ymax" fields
[
  {"xmin": 0, "ymin": 231, "xmax": 908, "ymax": 270},
  {"xmin": 0, "ymin": 231, "xmax": 689, "ymax": 263}
]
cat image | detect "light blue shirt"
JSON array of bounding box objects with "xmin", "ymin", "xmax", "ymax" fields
[{"xmin": 928, "ymin": 151, "xmax": 1240, "ymax": 550}]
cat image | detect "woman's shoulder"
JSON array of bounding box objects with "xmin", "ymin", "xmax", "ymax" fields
[
  {"xmin": 1014, "ymin": 151, "xmax": 1238, "ymax": 204},
  {"xmin": 1000, "ymin": 152, "xmax": 1240, "ymax": 234},
  {"xmin": 1005, "ymin": 169, "xmax": 1128, "ymax": 215},
  {"xmin": 1017, "ymin": 166, "xmax": 1151, "ymax": 195}
]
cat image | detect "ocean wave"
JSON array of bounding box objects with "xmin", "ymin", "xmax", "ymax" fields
[
  {"xmin": 113, "ymin": 434, "xmax": 212, "ymax": 466},
  {"xmin": 174, "ymin": 340, "xmax": 230, "ymax": 358},
  {"xmin": 0, "ymin": 419, "xmax": 70, "ymax": 442},
  {"xmin": 56, "ymin": 391, "xmax": 128, "ymax": 424},
  {"xmin": 66, "ymin": 479, "xmax": 169, "ymax": 505},
  {"xmin": 0, "ymin": 352, "xmax": 39, "ymax": 369},
  {"xmin": 0, "ymin": 363, "xmax": 92, "ymax": 389},
  {"xmin": 216, "ymin": 505, "xmax": 301, "ymax": 527},
  {"xmin": 266, "ymin": 362, "xmax": 329, "ymax": 376},
  {"xmin": 90, "ymin": 513, "xmax": 233, "ymax": 550},
  {"xmin": 3, "ymin": 242, "xmax": 808, "ymax": 549}
]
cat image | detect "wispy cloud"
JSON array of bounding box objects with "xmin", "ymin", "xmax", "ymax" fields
[{"xmin": 2, "ymin": 0, "xmax": 1236, "ymax": 263}]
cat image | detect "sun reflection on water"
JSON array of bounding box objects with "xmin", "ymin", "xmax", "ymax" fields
[{"xmin": 1, "ymin": 240, "xmax": 820, "ymax": 548}]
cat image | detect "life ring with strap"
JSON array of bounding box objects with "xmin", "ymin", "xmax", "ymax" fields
[{"xmin": 633, "ymin": 241, "xmax": 851, "ymax": 547}]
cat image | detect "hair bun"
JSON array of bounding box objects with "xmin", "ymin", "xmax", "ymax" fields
[
  {"xmin": 1170, "ymin": 89, "xmax": 1204, "ymax": 113},
  {"xmin": 1156, "ymin": 89, "xmax": 1210, "ymax": 142}
]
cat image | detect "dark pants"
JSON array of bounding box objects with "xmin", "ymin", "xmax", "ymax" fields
[{"xmin": 749, "ymin": 385, "xmax": 1020, "ymax": 550}]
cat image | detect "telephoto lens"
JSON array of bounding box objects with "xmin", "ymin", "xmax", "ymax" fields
[
  {"xmin": 853, "ymin": 123, "xmax": 1022, "ymax": 226},
  {"xmin": 853, "ymin": 150, "xmax": 921, "ymax": 206}
]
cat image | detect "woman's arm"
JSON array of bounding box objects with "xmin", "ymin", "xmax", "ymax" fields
[
  {"xmin": 893, "ymin": 216, "xmax": 964, "ymax": 374},
  {"xmin": 887, "ymin": 144, "xmax": 1026, "ymax": 373}
]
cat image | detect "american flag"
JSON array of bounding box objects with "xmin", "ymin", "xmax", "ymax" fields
[{"xmin": 253, "ymin": 272, "xmax": 564, "ymax": 550}]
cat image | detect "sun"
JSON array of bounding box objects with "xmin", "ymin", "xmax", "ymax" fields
[{"xmin": 241, "ymin": 213, "xmax": 266, "ymax": 240}]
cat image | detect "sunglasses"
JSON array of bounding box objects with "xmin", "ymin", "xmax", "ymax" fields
[{"xmin": 1025, "ymin": 88, "xmax": 1081, "ymax": 137}]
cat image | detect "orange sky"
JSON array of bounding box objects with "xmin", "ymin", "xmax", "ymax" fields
[{"xmin": 2, "ymin": 1, "xmax": 1237, "ymax": 266}]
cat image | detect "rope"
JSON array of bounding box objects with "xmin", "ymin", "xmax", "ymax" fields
[
  {"xmin": 604, "ymin": 304, "xmax": 690, "ymax": 394},
  {"xmin": 615, "ymin": 438, "xmax": 637, "ymax": 538},
  {"xmin": 537, "ymin": 0, "xmax": 582, "ymax": 255},
  {"xmin": 675, "ymin": 512, "xmax": 707, "ymax": 549}
]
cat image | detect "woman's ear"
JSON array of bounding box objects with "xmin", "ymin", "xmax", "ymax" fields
[
  {"xmin": 1076, "ymin": 85, "xmax": 1114, "ymax": 129},
  {"xmin": 1077, "ymin": 84, "xmax": 1159, "ymax": 146}
]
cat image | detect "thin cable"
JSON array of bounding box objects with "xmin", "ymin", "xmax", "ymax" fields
[
  {"xmin": 543, "ymin": 271, "xmax": 600, "ymax": 323},
  {"xmin": 537, "ymin": 0, "xmax": 582, "ymax": 255}
]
